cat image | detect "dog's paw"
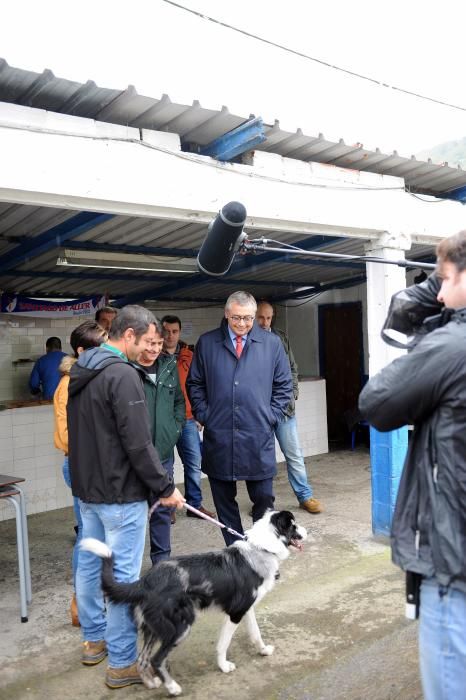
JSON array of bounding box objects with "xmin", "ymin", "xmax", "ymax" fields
[
  {"xmin": 219, "ymin": 660, "xmax": 236, "ymax": 673},
  {"xmin": 260, "ymin": 644, "xmax": 274, "ymax": 656},
  {"xmin": 141, "ymin": 674, "xmax": 162, "ymax": 689},
  {"xmin": 166, "ymin": 679, "xmax": 182, "ymax": 696}
]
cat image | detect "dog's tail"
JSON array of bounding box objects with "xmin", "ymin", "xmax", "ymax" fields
[{"xmin": 80, "ymin": 538, "xmax": 144, "ymax": 605}]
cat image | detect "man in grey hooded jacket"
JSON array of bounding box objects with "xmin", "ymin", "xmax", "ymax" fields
[
  {"xmin": 68, "ymin": 305, "xmax": 184, "ymax": 689},
  {"xmin": 359, "ymin": 230, "xmax": 466, "ymax": 700}
]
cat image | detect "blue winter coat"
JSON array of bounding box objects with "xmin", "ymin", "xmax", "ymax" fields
[{"xmin": 186, "ymin": 319, "xmax": 292, "ymax": 481}]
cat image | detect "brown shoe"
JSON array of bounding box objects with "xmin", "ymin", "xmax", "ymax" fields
[
  {"xmin": 71, "ymin": 594, "xmax": 80, "ymax": 627},
  {"xmin": 299, "ymin": 497, "xmax": 323, "ymax": 514},
  {"xmin": 186, "ymin": 505, "xmax": 216, "ymax": 519},
  {"xmin": 105, "ymin": 662, "xmax": 143, "ymax": 689},
  {"xmin": 82, "ymin": 640, "xmax": 107, "ymax": 666}
]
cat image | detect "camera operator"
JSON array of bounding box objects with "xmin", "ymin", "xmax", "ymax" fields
[{"xmin": 359, "ymin": 229, "xmax": 466, "ymax": 700}]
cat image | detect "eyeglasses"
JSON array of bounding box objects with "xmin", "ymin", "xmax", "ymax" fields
[{"xmin": 229, "ymin": 315, "xmax": 254, "ymax": 323}]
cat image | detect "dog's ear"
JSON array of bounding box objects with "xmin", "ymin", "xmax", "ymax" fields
[{"xmin": 271, "ymin": 510, "xmax": 295, "ymax": 535}]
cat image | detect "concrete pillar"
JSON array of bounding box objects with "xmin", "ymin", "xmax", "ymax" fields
[{"xmin": 365, "ymin": 232, "xmax": 411, "ymax": 535}]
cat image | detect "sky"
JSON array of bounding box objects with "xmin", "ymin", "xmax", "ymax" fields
[{"xmin": 1, "ymin": 0, "xmax": 465, "ymax": 158}]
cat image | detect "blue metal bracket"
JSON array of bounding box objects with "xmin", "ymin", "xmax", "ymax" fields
[
  {"xmin": 199, "ymin": 117, "xmax": 266, "ymax": 161},
  {"xmin": 443, "ymin": 185, "xmax": 466, "ymax": 203}
]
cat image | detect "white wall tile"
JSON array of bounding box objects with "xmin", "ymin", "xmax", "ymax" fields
[{"xmin": 0, "ymin": 425, "xmax": 12, "ymax": 438}]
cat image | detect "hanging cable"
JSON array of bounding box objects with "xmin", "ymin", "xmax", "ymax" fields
[{"xmin": 160, "ymin": 0, "xmax": 466, "ymax": 113}]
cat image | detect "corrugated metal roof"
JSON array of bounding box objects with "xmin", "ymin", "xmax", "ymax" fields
[
  {"xmin": 0, "ymin": 203, "xmax": 434, "ymax": 302},
  {"xmin": 0, "ymin": 61, "xmax": 438, "ymax": 302},
  {"xmin": 0, "ymin": 59, "xmax": 465, "ymax": 198}
]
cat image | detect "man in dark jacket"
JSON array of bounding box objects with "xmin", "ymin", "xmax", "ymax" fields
[
  {"xmin": 187, "ymin": 291, "xmax": 292, "ymax": 545},
  {"xmin": 68, "ymin": 305, "xmax": 184, "ymax": 689},
  {"xmin": 136, "ymin": 317, "xmax": 186, "ymax": 564},
  {"xmin": 256, "ymin": 301, "xmax": 322, "ymax": 514},
  {"xmin": 359, "ymin": 230, "xmax": 466, "ymax": 700}
]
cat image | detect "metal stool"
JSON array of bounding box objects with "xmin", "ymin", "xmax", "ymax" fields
[{"xmin": 0, "ymin": 484, "xmax": 32, "ymax": 622}]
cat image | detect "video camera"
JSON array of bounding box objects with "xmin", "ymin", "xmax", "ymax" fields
[{"xmin": 381, "ymin": 273, "xmax": 453, "ymax": 350}]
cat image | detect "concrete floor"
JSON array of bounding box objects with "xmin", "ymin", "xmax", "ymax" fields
[{"xmin": 0, "ymin": 449, "xmax": 422, "ymax": 700}]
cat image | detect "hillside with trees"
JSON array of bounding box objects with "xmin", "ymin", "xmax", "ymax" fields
[{"xmin": 417, "ymin": 137, "xmax": 466, "ymax": 168}]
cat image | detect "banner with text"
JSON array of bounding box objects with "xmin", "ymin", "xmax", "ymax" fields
[{"xmin": 0, "ymin": 294, "xmax": 107, "ymax": 318}]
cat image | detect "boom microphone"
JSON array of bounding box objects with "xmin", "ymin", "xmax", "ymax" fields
[{"xmin": 197, "ymin": 202, "xmax": 247, "ymax": 276}]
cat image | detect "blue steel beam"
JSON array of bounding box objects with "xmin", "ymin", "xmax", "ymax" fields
[
  {"xmin": 273, "ymin": 274, "xmax": 367, "ymax": 302},
  {"xmin": 198, "ymin": 117, "xmax": 266, "ymax": 161},
  {"xmin": 9, "ymin": 274, "xmax": 368, "ymax": 305},
  {"xmin": 113, "ymin": 235, "xmax": 346, "ymax": 306},
  {"xmin": 21, "ymin": 276, "xmax": 365, "ymax": 303},
  {"xmin": 10, "ymin": 289, "xmax": 231, "ymax": 303},
  {"xmin": 65, "ymin": 239, "xmax": 366, "ymax": 270},
  {"xmin": 0, "ymin": 212, "xmax": 114, "ymax": 273},
  {"xmin": 6, "ymin": 269, "xmax": 299, "ymax": 288},
  {"xmin": 440, "ymin": 185, "xmax": 466, "ymax": 203}
]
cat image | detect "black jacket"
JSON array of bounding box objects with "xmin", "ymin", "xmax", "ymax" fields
[
  {"xmin": 359, "ymin": 311, "xmax": 466, "ymax": 592},
  {"xmin": 67, "ymin": 346, "xmax": 174, "ymax": 504}
]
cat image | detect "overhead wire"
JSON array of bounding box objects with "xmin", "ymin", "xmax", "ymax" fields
[{"xmin": 160, "ymin": 0, "xmax": 466, "ymax": 113}]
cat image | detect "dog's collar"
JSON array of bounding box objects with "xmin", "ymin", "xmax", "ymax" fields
[{"xmin": 247, "ymin": 541, "xmax": 284, "ymax": 556}]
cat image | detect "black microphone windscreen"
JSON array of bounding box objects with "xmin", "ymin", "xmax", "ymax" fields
[{"xmin": 197, "ymin": 202, "xmax": 247, "ymax": 276}]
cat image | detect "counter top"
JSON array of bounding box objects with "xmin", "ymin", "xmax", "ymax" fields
[{"xmin": 0, "ymin": 399, "xmax": 53, "ymax": 410}]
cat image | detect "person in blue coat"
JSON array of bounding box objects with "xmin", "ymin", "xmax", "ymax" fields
[
  {"xmin": 186, "ymin": 291, "xmax": 293, "ymax": 545},
  {"xmin": 29, "ymin": 336, "xmax": 67, "ymax": 400}
]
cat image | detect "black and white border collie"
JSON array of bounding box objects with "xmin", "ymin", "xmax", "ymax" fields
[{"xmin": 81, "ymin": 509, "xmax": 307, "ymax": 697}]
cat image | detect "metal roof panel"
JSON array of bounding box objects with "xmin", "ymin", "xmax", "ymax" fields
[{"xmin": 0, "ymin": 60, "xmax": 464, "ymax": 197}]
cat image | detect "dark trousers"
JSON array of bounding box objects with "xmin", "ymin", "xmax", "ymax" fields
[
  {"xmin": 208, "ymin": 476, "xmax": 275, "ymax": 546},
  {"xmin": 149, "ymin": 454, "xmax": 174, "ymax": 565}
]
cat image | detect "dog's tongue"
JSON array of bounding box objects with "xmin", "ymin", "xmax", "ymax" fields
[{"xmin": 290, "ymin": 538, "xmax": 304, "ymax": 551}]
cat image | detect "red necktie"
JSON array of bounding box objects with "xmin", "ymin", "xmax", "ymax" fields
[{"xmin": 235, "ymin": 335, "xmax": 243, "ymax": 358}]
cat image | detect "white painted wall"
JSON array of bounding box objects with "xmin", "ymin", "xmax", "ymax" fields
[
  {"xmin": 0, "ymin": 102, "xmax": 464, "ymax": 242},
  {"xmin": 0, "ymin": 303, "xmax": 328, "ymax": 521},
  {"xmin": 0, "ymin": 405, "xmax": 67, "ymax": 522},
  {"xmin": 0, "ymin": 378, "xmax": 328, "ymax": 522},
  {"xmin": 274, "ymin": 283, "xmax": 369, "ymax": 378},
  {"xmin": 0, "ymin": 315, "xmax": 88, "ymax": 402}
]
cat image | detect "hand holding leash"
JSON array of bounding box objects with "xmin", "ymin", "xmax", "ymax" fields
[{"xmin": 159, "ymin": 487, "xmax": 185, "ymax": 510}]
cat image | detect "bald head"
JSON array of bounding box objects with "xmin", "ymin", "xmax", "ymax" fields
[{"xmin": 256, "ymin": 302, "xmax": 274, "ymax": 331}]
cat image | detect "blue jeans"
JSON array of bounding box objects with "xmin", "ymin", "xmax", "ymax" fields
[
  {"xmin": 274, "ymin": 415, "xmax": 313, "ymax": 503},
  {"xmin": 419, "ymin": 580, "xmax": 466, "ymax": 700},
  {"xmin": 148, "ymin": 455, "xmax": 174, "ymax": 565},
  {"xmin": 76, "ymin": 500, "xmax": 147, "ymax": 668},
  {"xmin": 176, "ymin": 418, "xmax": 203, "ymax": 508},
  {"xmin": 62, "ymin": 456, "xmax": 83, "ymax": 587}
]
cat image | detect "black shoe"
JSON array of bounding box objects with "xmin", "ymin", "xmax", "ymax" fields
[{"xmin": 186, "ymin": 506, "xmax": 216, "ymax": 519}]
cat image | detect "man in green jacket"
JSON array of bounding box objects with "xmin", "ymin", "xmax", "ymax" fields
[{"xmin": 136, "ymin": 318, "xmax": 185, "ymax": 564}]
